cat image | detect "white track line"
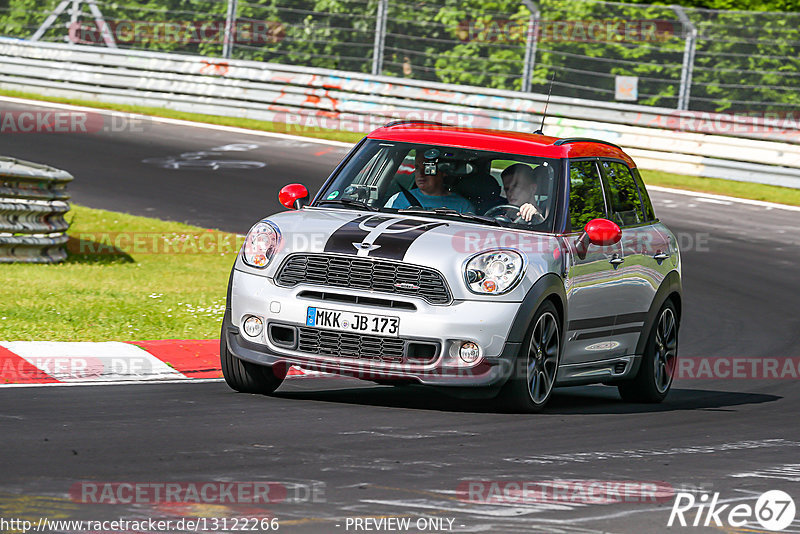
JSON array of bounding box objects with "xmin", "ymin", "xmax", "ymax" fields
[
  {"xmin": 0, "ymin": 378, "xmax": 225, "ymax": 388},
  {"xmin": 648, "ymin": 185, "xmax": 800, "ymax": 212},
  {"xmin": 0, "ymin": 95, "xmax": 354, "ymax": 148}
]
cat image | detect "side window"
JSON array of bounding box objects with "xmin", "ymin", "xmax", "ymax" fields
[
  {"xmin": 347, "ymin": 147, "xmax": 397, "ymax": 205},
  {"xmin": 601, "ymin": 161, "xmax": 645, "ymax": 226},
  {"xmin": 631, "ymin": 168, "xmax": 656, "ymax": 221},
  {"xmin": 568, "ymin": 160, "xmax": 607, "ymax": 232}
]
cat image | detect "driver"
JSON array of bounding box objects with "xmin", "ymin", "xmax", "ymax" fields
[
  {"xmin": 500, "ymin": 163, "xmax": 548, "ymax": 223},
  {"xmin": 386, "ymin": 149, "xmax": 475, "ymax": 213}
]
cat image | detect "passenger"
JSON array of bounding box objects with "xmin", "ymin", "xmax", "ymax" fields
[
  {"xmin": 387, "ymin": 149, "xmax": 475, "ymax": 213},
  {"xmin": 500, "ymin": 163, "xmax": 549, "ymax": 222}
]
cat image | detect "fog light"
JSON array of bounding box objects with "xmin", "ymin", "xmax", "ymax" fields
[
  {"xmin": 243, "ymin": 315, "xmax": 263, "ymax": 337},
  {"xmin": 459, "ymin": 341, "xmax": 480, "ymax": 363}
]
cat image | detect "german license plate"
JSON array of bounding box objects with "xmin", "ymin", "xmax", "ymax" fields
[{"xmin": 306, "ymin": 307, "xmax": 399, "ymax": 337}]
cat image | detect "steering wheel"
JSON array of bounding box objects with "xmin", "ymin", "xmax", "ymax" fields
[{"xmin": 484, "ymin": 204, "xmax": 544, "ymax": 224}]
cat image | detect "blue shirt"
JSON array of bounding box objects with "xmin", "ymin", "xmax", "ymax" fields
[{"xmin": 387, "ymin": 189, "xmax": 476, "ymax": 213}]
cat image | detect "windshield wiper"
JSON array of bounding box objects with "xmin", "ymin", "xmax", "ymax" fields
[
  {"xmin": 317, "ymin": 198, "xmax": 377, "ymax": 211},
  {"xmin": 398, "ymin": 207, "xmax": 500, "ymax": 226}
]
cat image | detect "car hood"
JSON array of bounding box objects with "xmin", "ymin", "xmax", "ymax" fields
[{"xmin": 238, "ymin": 207, "xmax": 563, "ymax": 301}]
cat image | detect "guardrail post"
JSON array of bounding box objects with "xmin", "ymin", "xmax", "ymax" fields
[
  {"xmin": 521, "ymin": 0, "xmax": 540, "ymax": 93},
  {"xmin": 32, "ymin": 0, "xmax": 116, "ymax": 47},
  {"xmin": 68, "ymin": 0, "xmax": 80, "ymax": 38},
  {"xmin": 223, "ymin": 0, "xmax": 238, "ymax": 59},
  {"xmin": 31, "ymin": 0, "xmax": 71, "ymax": 41},
  {"xmin": 673, "ymin": 5, "xmax": 697, "ymax": 111},
  {"xmin": 371, "ymin": 0, "xmax": 388, "ymax": 76}
]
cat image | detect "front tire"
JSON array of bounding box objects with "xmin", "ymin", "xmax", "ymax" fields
[
  {"xmin": 618, "ymin": 300, "xmax": 678, "ymax": 403},
  {"xmin": 220, "ymin": 318, "xmax": 283, "ymax": 394},
  {"xmin": 498, "ymin": 301, "xmax": 561, "ymax": 413}
]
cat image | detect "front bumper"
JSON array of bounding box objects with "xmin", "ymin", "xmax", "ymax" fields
[{"xmin": 227, "ymin": 268, "xmax": 523, "ymax": 387}]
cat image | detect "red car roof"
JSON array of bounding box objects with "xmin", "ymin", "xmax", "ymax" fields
[{"xmin": 367, "ymin": 123, "xmax": 636, "ymax": 167}]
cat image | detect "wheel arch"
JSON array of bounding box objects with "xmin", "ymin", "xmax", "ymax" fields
[
  {"xmin": 635, "ymin": 270, "xmax": 682, "ymax": 356},
  {"xmin": 506, "ymin": 273, "xmax": 568, "ymax": 347},
  {"xmin": 667, "ymin": 290, "xmax": 682, "ymax": 323}
]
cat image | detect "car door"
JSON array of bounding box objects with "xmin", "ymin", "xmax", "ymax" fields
[
  {"xmin": 561, "ymin": 159, "xmax": 628, "ymax": 366},
  {"xmin": 597, "ymin": 159, "xmax": 668, "ymax": 355},
  {"xmin": 630, "ymin": 167, "xmax": 676, "ymax": 281}
]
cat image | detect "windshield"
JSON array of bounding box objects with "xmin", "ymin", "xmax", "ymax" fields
[{"xmin": 315, "ymin": 139, "xmax": 562, "ymax": 232}]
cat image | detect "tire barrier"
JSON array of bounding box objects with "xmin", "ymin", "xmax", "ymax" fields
[{"xmin": 0, "ymin": 156, "xmax": 72, "ymax": 263}]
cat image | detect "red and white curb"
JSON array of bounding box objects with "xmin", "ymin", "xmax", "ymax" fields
[{"xmin": 0, "ymin": 340, "xmax": 320, "ymax": 387}]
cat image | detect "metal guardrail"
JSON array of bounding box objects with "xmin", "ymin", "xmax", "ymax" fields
[
  {"xmin": 0, "ymin": 156, "xmax": 72, "ymax": 263},
  {"xmin": 1, "ymin": 38, "xmax": 799, "ymax": 188},
  {"xmin": 8, "ymin": 0, "xmax": 800, "ymax": 114}
]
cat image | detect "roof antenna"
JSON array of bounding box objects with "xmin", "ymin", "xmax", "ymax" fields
[{"xmin": 534, "ymin": 70, "xmax": 556, "ymax": 135}]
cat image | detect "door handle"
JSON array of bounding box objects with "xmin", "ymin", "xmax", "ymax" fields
[
  {"xmin": 609, "ymin": 254, "xmax": 625, "ymax": 267},
  {"xmin": 653, "ymin": 252, "xmax": 670, "ymax": 263}
]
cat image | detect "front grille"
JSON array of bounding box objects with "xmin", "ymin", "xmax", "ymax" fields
[
  {"xmin": 276, "ymin": 254, "xmax": 452, "ymax": 305},
  {"xmin": 297, "ymin": 327, "xmax": 406, "ymax": 363}
]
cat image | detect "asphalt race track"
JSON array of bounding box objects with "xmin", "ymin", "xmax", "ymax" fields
[{"xmin": 2, "ymin": 99, "xmax": 800, "ymax": 533}]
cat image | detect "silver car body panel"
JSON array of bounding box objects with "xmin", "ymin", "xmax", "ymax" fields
[{"xmin": 229, "ymin": 205, "xmax": 680, "ymax": 388}]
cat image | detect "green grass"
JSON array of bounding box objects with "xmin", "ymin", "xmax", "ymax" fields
[
  {"xmin": 3, "ymin": 88, "xmax": 799, "ymax": 207},
  {"xmin": 0, "ymin": 205, "xmax": 239, "ymax": 341}
]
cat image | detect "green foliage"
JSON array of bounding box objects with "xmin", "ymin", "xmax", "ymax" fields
[{"xmin": 1, "ymin": 0, "xmax": 797, "ymax": 112}]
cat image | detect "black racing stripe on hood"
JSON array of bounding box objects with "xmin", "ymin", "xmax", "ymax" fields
[
  {"xmin": 323, "ymin": 214, "xmax": 446, "ymax": 261},
  {"xmin": 322, "ymin": 214, "xmax": 381, "ymax": 255}
]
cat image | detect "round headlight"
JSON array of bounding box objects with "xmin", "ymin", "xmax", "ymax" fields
[
  {"xmin": 242, "ymin": 221, "xmax": 280, "ymax": 268},
  {"xmin": 464, "ymin": 249, "xmax": 524, "ymax": 294}
]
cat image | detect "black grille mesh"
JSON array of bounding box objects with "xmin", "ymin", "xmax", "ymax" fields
[
  {"xmin": 276, "ymin": 254, "xmax": 451, "ymax": 304},
  {"xmin": 297, "ymin": 327, "xmax": 405, "ymax": 363}
]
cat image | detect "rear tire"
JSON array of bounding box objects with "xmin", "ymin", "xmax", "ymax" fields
[
  {"xmin": 618, "ymin": 300, "xmax": 678, "ymax": 403},
  {"xmin": 220, "ymin": 318, "xmax": 283, "ymax": 394},
  {"xmin": 498, "ymin": 301, "xmax": 561, "ymax": 413}
]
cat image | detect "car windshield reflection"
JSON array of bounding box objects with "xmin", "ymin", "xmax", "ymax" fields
[{"xmin": 315, "ymin": 140, "xmax": 561, "ymax": 232}]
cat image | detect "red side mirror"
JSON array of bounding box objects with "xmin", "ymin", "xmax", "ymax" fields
[
  {"xmin": 278, "ymin": 183, "xmax": 309, "ymax": 210},
  {"xmin": 575, "ymin": 218, "xmax": 621, "ymax": 260},
  {"xmin": 585, "ymin": 218, "xmax": 622, "ymax": 246}
]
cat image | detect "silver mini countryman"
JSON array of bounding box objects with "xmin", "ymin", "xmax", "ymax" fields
[{"xmin": 221, "ymin": 122, "xmax": 682, "ymax": 412}]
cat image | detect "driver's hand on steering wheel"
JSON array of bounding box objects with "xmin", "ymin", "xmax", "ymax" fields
[{"xmin": 518, "ymin": 203, "xmax": 540, "ymax": 222}]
